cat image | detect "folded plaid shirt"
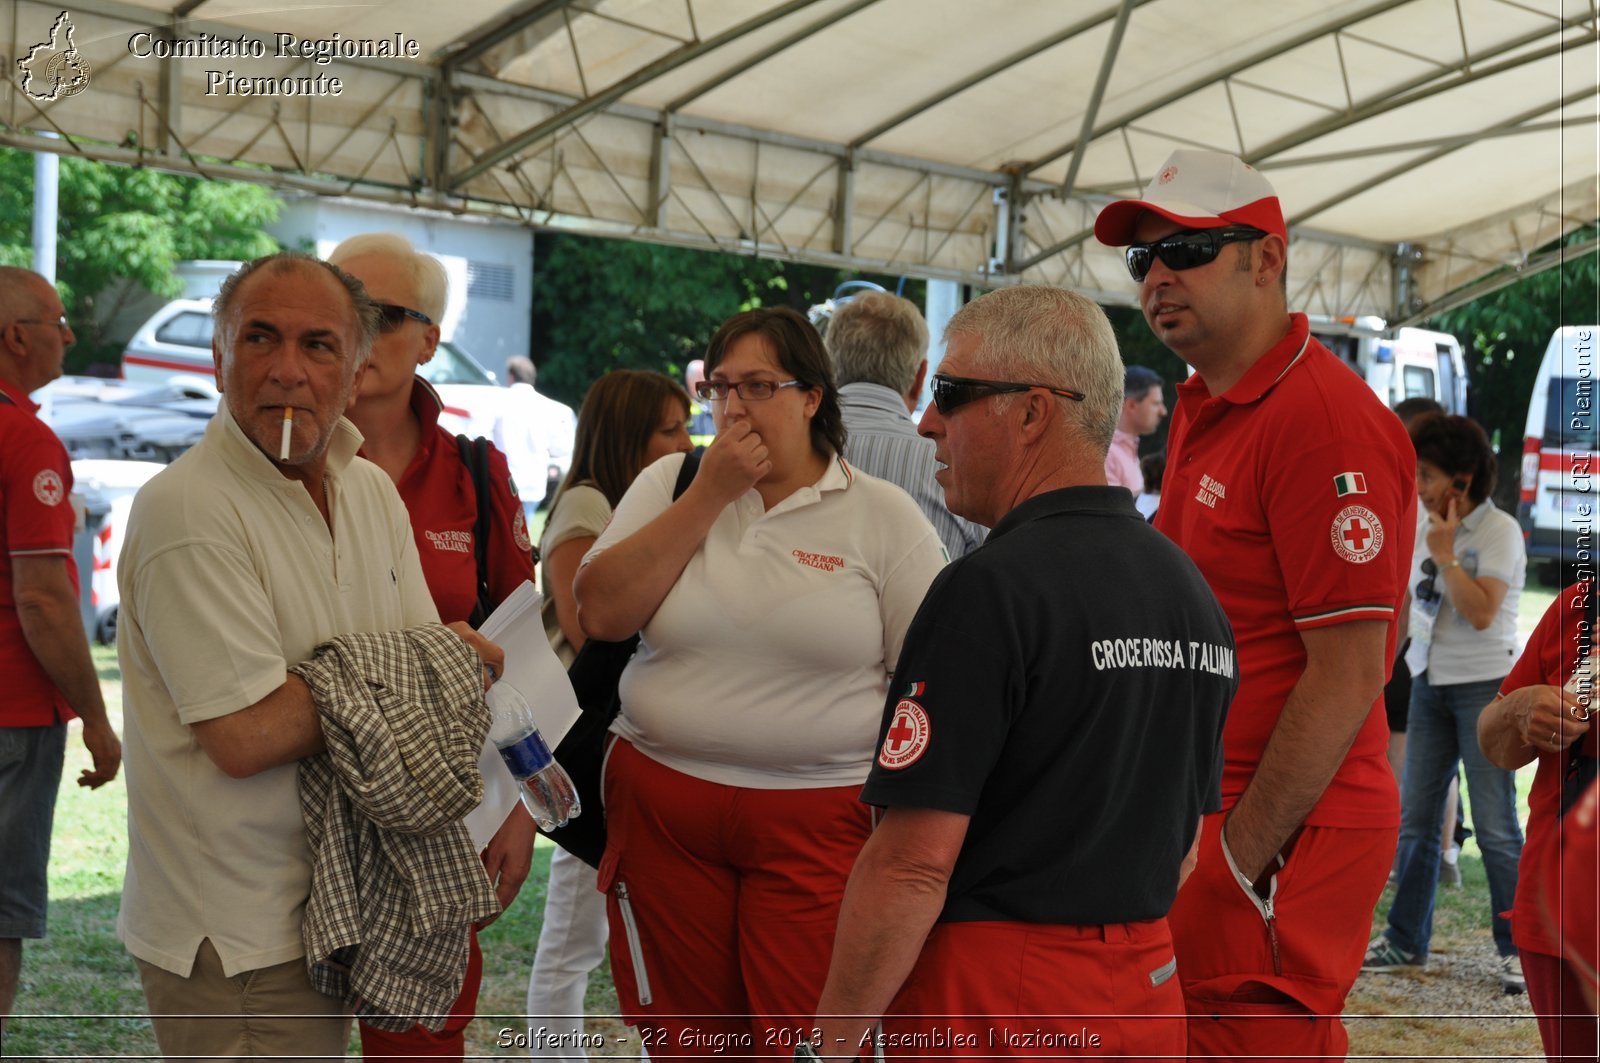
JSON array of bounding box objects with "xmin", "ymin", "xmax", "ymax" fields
[{"xmin": 292, "ymin": 623, "xmax": 502, "ymax": 1032}]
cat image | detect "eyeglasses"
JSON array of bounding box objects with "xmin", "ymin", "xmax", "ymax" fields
[
  {"xmin": 16, "ymin": 315, "xmax": 70, "ymax": 334},
  {"xmin": 1415, "ymin": 557, "xmax": 1441, "ymax": 604},
  {"xmin": 929, "ymin": 373, "xmax": 1086, "ymax": 415},
  {"xmin": 1124, "ymin": 226, "xmax": 1267, "ymax": 282},
  {"xmin": 694, "ymin": 379, "xmax": 810, "ymax": 402},
  {"xmin": 375, "ymin": 303, "xmax": 433, "ymax": 332}
]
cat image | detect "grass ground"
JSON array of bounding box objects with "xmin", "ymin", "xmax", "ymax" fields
[{"xmin": 1, "ymin": 573, "xmax": 1568, "ymax": 1059}]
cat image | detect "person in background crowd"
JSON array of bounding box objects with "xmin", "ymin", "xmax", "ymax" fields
[
  {"xmin": 1385, "ymin": 397, "xmax": 1447, "ymax": 781},
  {"xmin": 1095, "ymin": 148, "xmax": 1414, "ymax": 1060},
  {"xmin": 0, "ymin": 267, "xmax": 121, "ymax": 1032},
  {"xmin": 574, "ymin": 307, "xmax": 946, "ymax": 1057},
  {"xmin": 684, "ymin": 359, "xmax": 717, "ymax": 448},
  {"xmin": 1362, "ymin": 414, "xmax": 1526, "ymax": 993},
  {"xmin": 1382, "ymin": 397, "xmax": 1469, "ymax": 888},
  {"xmin": 1104, "ymin": 364, "xmax": 1166, "ymax": 495},
  {"xmin": 1136, "ymin": 449, "xmax": 1165, "ymax": 520},
  {"xmin": 1479, "ymin": 581, "xmax": 1596, "ymax": 1058},
  {"xmin": 826, "ymin": 288, "xmax": 984, "ymax": 559},
  {"xmin": 527, "ymin": 370, "xmax": 692, "ymax": 1060},
  {"xmin": 116, "ymin": 252, "xmax": 502, "ymax": 1059},
  {"xmin": 495, "ymin": 357, "xmax": 577, "ymax": 515},
  {"xmin": 330, "ymin": 232, "xmax": 539, "ymax": 1059},
  {"xmin": 804, "ymin": 285, "xmax": 1235, "ymax": 1060}
]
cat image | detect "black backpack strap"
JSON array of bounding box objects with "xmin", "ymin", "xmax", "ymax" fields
[
  {"xmin": 673, "ymin": 447, "xmax": 702, "ymax": 498},
  {"xmin": 456, "ymin": 433, "xmax": 495, "ymax": 629}
]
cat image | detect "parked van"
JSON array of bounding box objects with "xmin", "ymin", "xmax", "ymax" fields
[
  {"xmin": 1518, "ymin": 326, "xmax": 1600, "ymax": 581},
  {"xmin": 1309, "ymin": 316, "xmax": 1469, "ymax": 414}
]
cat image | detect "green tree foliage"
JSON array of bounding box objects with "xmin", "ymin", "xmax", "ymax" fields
[
  {"xmin": 0, "ymin": 149, "xmax": 282, "ymax": 371},
  {"xmin": 1433, "ymin": 226, "xmax": 1600, "ymax": 449},
  {"xmin": 1432, "ymin": 225, "xmax": 1600, "ymax": 506},
  {"xmin": 529, "ymin": 232, "xmax": 924, "ymax": 407}
]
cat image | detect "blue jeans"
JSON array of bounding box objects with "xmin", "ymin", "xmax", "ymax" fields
[{"xmin": 1384, "ymin": 672, "xmax": 1523, "ymax": 958}]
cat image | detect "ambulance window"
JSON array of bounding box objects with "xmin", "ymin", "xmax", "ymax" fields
[
  {"xmin": 154, "ymin": 312, "xmax": 214, "ymax": 350},
  {"xmin": 1546, "ymin": 380, "xmax": 1599, "ymax": 448},
  {"xmin": 1402, "ymin": 365, "xmax": 1435, "ymax": 400}
]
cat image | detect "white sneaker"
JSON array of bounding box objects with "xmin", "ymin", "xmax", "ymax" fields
[
  {"xmin": 1439, "ymin": 846, "xmax": 1462, "ymax": 888},
  {"xmin": 1500, "ymin": 954, "xmax": 1526, "ymax": 995}
]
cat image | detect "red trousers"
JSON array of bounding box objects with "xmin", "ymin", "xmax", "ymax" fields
[
  {"xmin": 881, "ymin": 918, "xmax": 1185, "ymax": 1060},
  {"xmin": 1523, "ymin": 948, "xmax": 1599, "ymax": 1062},
  {"xmin": 600, "ymin": 739, "xmax": 872, "ymax": 1060},
  {"xmin": 1168, "ymin": 814, "xmax": 1396, "ymax": 1062},
  {"xmin": 359, "ymin": 929, "xmax": 483, "ymax": 1060}
]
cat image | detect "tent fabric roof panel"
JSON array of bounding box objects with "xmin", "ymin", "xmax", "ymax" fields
[{"xmin": 2, "ymin": 0, "xmax": 1595, "ymax": 319}]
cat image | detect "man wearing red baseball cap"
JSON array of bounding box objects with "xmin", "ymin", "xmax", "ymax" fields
[{"xmin": 1096, "ymin": 150, "xmax": 1416, "ymax": 1060}]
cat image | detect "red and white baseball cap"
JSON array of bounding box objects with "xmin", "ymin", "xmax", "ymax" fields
[{"xmin": 1093, "ymin": 149, "xmax": 1286, "ymax": 246}]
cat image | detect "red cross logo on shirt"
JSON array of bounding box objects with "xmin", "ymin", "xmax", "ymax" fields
[
  {"xmin": 32, "ymin": 469, "xmax": 64, "ymax": 507},
  {"xmin": 1341, "ymin": 517, "xmax": 1372, "ymax": 552},
  {"xmin": 885, "ymin": 716, "xmax": 917, "ymax": 752},
  {"xmin": 1330, "ymin": 505, "xmax": 1385, "ymax": 564},
  {"xmin": 878, "ymin": 698, "xmax": 931, "ymax": 770}
]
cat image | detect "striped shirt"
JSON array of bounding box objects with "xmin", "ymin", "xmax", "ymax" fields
[{"xmin": 838, "ymin": 382, "xmax": 985, "ymax": 558}]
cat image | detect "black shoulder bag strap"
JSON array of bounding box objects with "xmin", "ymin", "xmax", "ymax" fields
[{"xmin": 456, "ymin": 434, "xmax": 495, "ymax": 629}]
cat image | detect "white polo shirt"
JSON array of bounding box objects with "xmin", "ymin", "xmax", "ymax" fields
[
  {"xmin": 117, "ymin": 408, "xmax": 438, "ymax": 978},
  {"xmin": 587, "ymin": 452, "xmax": 946, "ymax": 789},
  {"xmin": 1405, "ymin": 499, "xmax": 1526, "ymax": 684}
]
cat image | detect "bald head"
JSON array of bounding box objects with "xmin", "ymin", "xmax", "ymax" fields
[{"xmin": 0, "ymin": 267, "xmax": 73, "ymax": 392}]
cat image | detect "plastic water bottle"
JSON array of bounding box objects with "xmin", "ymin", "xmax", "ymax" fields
[{"xmin": 486, "ymin": 681, "xmax": 581, "ymax": 831}]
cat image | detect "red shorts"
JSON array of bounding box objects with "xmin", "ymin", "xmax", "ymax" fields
[
  {"xmin": 359, "ymin": 929, "xmax": 482, "ymax": 1060},
  {"xmin": 1523, "ymin": 948, "xmax": 1599, "ymax": 1062},
  {"xmin": 1168, "ymin": 814, "xmax": 1396, "ymax": 1062},
  {"xmin": 880, "ymin": 918, "xmax": 1185, "ymax": 1060},
  {"xmin": 600, "ymin": 739, "xmax": 873, "ymax": 1060}
]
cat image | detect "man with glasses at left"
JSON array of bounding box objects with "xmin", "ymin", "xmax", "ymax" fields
[{"xmin": 0, "ymin": 267, "xmax": 122, "ymax": 1032}]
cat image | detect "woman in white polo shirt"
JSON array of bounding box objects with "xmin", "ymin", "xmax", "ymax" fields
[
  {"xmin": 575, "ymin": 307, "xmax": 946, "ymax": 1057},
  {"xmin": 1364, "ymin": 413, "xmax": 1526, "ymax": 994}
]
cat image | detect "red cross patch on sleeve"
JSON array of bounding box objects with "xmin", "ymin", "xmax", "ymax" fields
[
  {"xmin": 1330, "ymin": 504, "xmax": 1384, "ymax": 563},
  {"xmin": 878, "ymin": 698, "xmax": 931, "ymax": 770}
]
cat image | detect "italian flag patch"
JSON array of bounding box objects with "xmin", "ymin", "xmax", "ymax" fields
[{"xmin": 1333, "ymin": 472, "xmax": 1368, "ymax": 497}]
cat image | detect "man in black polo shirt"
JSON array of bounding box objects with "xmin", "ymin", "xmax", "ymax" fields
[{"xmin": 804, "ymin": 285, "xmax": 1236, "ymax": 1061}]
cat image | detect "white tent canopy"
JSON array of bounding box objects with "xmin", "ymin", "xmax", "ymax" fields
[{"xmin": 4, "ymin": 0, "xmax": 1597, "ymax": 320}]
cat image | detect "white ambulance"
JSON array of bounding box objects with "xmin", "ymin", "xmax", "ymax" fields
[
  {"xmin": 1309, "ymin": 316, "xmax": 1469, "ymax": 413},
  {"xmin": 1518, "ymin": 326, "xmax": 1600, "ymax": 582}
]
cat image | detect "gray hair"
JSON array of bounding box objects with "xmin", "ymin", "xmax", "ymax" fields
[
  {"xmin": 826, "ymin": 291, "xmax": 929, "ymax": 394},
  {"xmin": 505, "ymin": 356, "xmax": 536, "ymax": 386},
  {"xmin": 327, "ymin": 232, "xmax": 450, "ymax": 325},
  {"xmin": 944, "ymin": 285, "xmax": 1123, "ymax": 454},
  {"xmin": 213, "ymin": 252, "xmax": 381, "ymax": 366}
]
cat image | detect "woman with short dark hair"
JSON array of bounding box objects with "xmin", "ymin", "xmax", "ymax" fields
[
  {"xmin": 1364, "ymin": 414, "xmax": 1527, "ymax": 994},
  {"xmin": 574, "ymin": 307, "xmax": 946, "ymax": 1057}
]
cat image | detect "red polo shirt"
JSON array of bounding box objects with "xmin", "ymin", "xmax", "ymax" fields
[
  {"xmin": 378, "ymin": 379, "xmax": 534, "ymax": 625},
  {"xmin": 0, "ymin": 376, "xmax": 79, "ymax": 726},
  {"xmin": 1501, "ymin": 586, "xmax": 1597, "ymax": 959},
  {"xmin": 1156, "ymin": 313, "xmax": 1413, "ymax": 828}
]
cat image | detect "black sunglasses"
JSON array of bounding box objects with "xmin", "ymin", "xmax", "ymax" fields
[
  {"xmin": 375, "ymin": 302, "xmax": 433, "ymax": 332},
  {"xmin": 1124, "ymin": 226, "xmax": 1267, "ymax": 282},
  {"xmin": 1415, "ymin": 557, "xmax": 1441, "ymax": 604},
  {"xmin": 930, "ymin": 373, "xmax": 1086, "ymax": 415}
]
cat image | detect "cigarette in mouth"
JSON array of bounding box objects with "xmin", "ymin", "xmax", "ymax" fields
[{"xmin": 278, "ymin": 406, "xmax": 293, "ymax": 462}]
